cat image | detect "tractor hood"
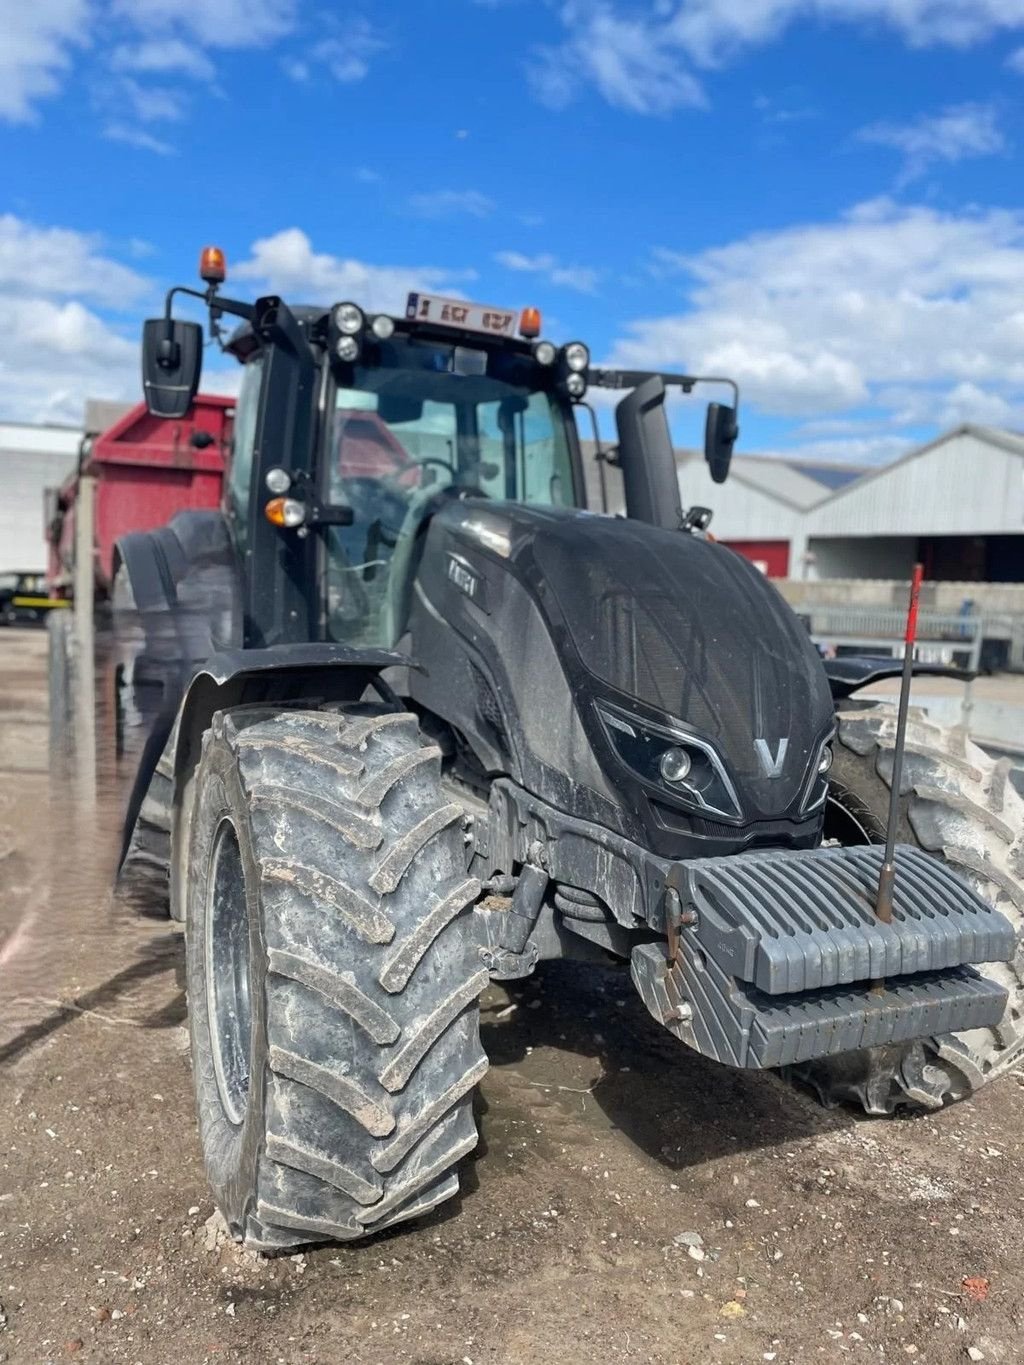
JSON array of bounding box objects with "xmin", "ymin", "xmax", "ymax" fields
[{"xmin": 444, "ymin": 502, "xmax": 835, "ymax": 828}]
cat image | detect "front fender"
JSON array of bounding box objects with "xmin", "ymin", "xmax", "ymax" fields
[
  {"xmin": 172, "ymin": 643, "xmax": 411, "ymax": 782},
  {"xmin": 119, "ymin": 643, "xmax": 412, "ymax": 893},
  {"xmin": 824, "ymin": 655, "xmax": 971, "ymax": 702}
]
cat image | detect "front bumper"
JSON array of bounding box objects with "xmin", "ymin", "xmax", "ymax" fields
[
  {"xmin": 630, "ymin": 844, "xmax": 1013, "ymax": 1069},
  {"xmin": 478, "ymin": 779, "xmax": 1014, "ymax": 1071}
]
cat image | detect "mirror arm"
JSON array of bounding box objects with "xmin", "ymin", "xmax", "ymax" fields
[
  {"xmin": 592, "ymin": 368, "xmax": 740, "ymax": 415},
  {"xmin": 163, "ymin": 284, "xmax": 255, "ymax": 323},
  {"xmin": 160, "ymin": 285, "xmax": 256, "ymax": 358}
]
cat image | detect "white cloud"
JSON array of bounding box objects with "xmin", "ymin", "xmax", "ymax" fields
[
  {"xmin": 535, "ymin": 1, "xmax": 1024, "ymax": 112},
  {"xmin": 234, "ymin": 227, "xmax": 476, "ymax": 311},
  {"xmin": 857, "ymin": 103, "xmax": 1005, "ymax": 183},
  {"xmin": 608, "ymin": 199, "xmax": 1024, "ymax": 448},
  {"xmin": 0, "ymin": 218, "xmax": 153, "ymax": 423},
  {"xmin": 110, "ymin": 39, "xmax": 216, "ymax": 80},
  {"xmin": 531, "ymin": 4, "xmax": 707, "ymax": 114},
  {"xmin": 103, "ymin": 123, "xmax": 176, "ymax": 155},
  {"xmin": 108, "ymin": 0, "xmax": 296, "ymax": 49},
  {"xmin": 495, "ymin": 250, "xmax": 600, "ymax": 293},
  {"xmin": 114, "ymin": 77, "xmax": 187, "ymax": 122},
  {"xmin": 407, "ymin": 190, "xmax": 496, "ymax": 220},
  {"xmin": 309, "ymin": 20, "xmax": 386, "ymax": 82},
  {"xmin": 0, "ymin": 296, "xmax": 140, "ymax": 424},
  {"xmin": 0, "ymin": 215, "xmax": 151, "ymax": 301},
  {"xmin": 761, "ymin": 432, "xmax": 912, "ymax": 465},
  {"xmin": 0, "ymin": 0, "xmax": 89, "ymax": 123},
  {"xmin": 1, "ymin": 0, "xmax": 297, "ymax": 123}
]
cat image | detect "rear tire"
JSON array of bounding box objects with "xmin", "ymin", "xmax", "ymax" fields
[
  {"xmin": 794, "ymin": 701, "xmax": 1024, "ymax": 1113},
  {"xmin": 185, "ymin": 703, "xmax": 487, "ymax": 1249}
]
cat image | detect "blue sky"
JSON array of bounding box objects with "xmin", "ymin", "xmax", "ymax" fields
[{"xmin": 3, "ymin": 0, "xmax": 1024, "ymax": 465}]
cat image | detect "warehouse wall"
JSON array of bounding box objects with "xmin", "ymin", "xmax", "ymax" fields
[
  {"xmin": 0, "ymin": 425, "xmax": 81, "ymax": 572},
  {"xmin": 804, "ymin": 430, "xmax": 1024, "ymax": 539},
  {"xmin": 807, "ymin": 535, "xmax": 918, "ymax": 579}
]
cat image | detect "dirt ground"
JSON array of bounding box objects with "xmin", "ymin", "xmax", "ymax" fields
[{"xmin": 1, "ymin": 627, "xmax": 1023, "ymax": 1365}]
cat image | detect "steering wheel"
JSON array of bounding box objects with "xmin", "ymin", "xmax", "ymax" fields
[{"xmin": 380, "ymin": 455, "xmax": 458, "ymax": 494}]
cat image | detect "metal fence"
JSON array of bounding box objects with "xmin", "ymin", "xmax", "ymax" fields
[{"xmin": 802, "ymin": 606, "xmax": 984, "ymax": 673}]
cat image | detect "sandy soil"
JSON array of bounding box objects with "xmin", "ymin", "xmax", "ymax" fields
[{"xmin": 1, "ymin": 627, "xmax": 1022, "ymax": 1365}]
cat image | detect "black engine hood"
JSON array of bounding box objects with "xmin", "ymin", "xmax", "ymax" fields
[{"xmin": 441, "ymin": 501, "xmax": 835, "ymax": 824}]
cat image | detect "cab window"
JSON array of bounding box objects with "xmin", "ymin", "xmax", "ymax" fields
[{"xmin": 227, "ymin": 354, "xmax": 264, "ymax": 549}]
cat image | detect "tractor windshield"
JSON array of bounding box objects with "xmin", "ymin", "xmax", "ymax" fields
[{"xmin": 322, "ymin": 339, "xmax": 577, "ymax": 646}]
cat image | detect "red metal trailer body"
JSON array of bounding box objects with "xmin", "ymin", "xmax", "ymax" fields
[{"xmin": 48, "ymin": 394, "xmax": 233, "ymax": 596}]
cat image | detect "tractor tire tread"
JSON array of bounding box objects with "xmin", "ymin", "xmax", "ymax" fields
[{"xmin": 188, "ymin": 705, "xmax": 486, "ymax": 1251}]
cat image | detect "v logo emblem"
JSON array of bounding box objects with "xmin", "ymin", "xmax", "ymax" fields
[{"xmin": 754, "ymin": 737, "xmax": 789, "ymax": 778}]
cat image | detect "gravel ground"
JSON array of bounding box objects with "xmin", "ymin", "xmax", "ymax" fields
[{"xmin": 1, "ymin": 627, "xmax": 1023, "ymax": 1365}]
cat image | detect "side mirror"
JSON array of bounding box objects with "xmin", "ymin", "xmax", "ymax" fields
[
  {"xmin": 704, "ymin": 402, "xmax": 738, "ymax": 484},
  {"xmin": 142, "ymin": 318, "xmax": 203, "ymax": 418}
]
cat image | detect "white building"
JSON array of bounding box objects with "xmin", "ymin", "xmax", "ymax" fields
[
  {"xmin": 794, "ymin": 426, "xmax": 1024, "ymax": 583},
  {"xmin": 0, "ymin": 421, "xmax": 82, "ymax": 573}
]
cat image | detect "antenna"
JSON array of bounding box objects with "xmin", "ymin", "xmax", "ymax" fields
[{"xmin": 871, "ymin": 562, "xmax": 924, "ymax": 991}]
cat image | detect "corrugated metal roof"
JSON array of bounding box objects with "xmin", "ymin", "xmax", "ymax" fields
[
  {"xmin": 678, "ymin": 450, "xmax": 854, "ymax": 510},
  {"xmin": 804, "ymin": 427, "xmax": 1024, "ymax": 537}
]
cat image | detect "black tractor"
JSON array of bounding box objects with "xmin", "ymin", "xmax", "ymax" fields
[{"xmin": 112, "ymin": 251, "xmax": 1023, "ymax": 1251}]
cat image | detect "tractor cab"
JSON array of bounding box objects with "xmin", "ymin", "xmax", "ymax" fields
[{"xmin": 141, "ymin": 251, "xmax": 739, "ymax": 653}]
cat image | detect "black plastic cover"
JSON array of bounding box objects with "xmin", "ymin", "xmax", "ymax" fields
[
  {"xmin": 141, "ymin": 318, "xmax": 203, "ymax": 419},
  {"xmin": 523, "ymin": 512, "xmax": 835, "ymax": 820}
]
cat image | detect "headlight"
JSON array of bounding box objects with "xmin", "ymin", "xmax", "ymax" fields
[
  {"xmin": 265, "ymin": 467, "xmax": 291, "ymax": 494},
  {"xmin": 597, "ymin": 703, "xmax": 742, "ymax": 821},
  {"xmin": 800, "ymin": 734, "xmax": 836, "ymax": 814},
  {"xmin": 534, "ymin": 340, "xmax": 557, "ymax": 366},
  {"xmin": 564, "ymin": 341, "xmax": 590, "ymax": 373},
  {"xmin": 565, "ymin": 372, "xmax": 587, "ymax": 399},
  {"xmin": 371, "ymin": 314, "xmax": 395, "ymax": 339},
  {"xmin": 659, "ymin": 747, "xmax": 692, "ymax": 784},
  {"xmin": 335, "ymin": 334, "xmax": 360, "ymax": 362},
  {"xmin": 333, "ymin": 302, "xmax": 364, "ymax": 335}
]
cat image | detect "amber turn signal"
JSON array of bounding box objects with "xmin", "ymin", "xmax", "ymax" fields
[{"xmin": 264, "ymin": 497, "xmax": 306, "ymax": 528}]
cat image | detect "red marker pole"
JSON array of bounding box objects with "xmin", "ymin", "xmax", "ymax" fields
[{"xmin": 874, "ymin": 563, "xmax": 924, "ymax": 937}]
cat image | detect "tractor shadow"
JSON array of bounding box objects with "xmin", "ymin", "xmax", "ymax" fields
[
  {"xmin": 0, "ymin": 932, "xmax": 186, "ymax": 1069},
  {"xmin": 479, "ymin": 958, "xmax": 869, "ymax": 1175}
]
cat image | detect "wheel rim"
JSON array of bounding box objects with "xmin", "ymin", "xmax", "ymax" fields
[{"xmin": 206, "ymin": 818, "xmax": 252, "ymax": 1126}]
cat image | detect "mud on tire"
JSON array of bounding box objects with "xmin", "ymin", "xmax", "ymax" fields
[
  {"xmin": 795, "ymin": 701, "xmax": 1024, "ymax": 1114},
  {"xmin": 185, "ymin": 704, "xmax": 487, "ymax": 1249}
]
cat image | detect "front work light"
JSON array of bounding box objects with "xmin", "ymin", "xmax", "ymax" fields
[
  {"xmin": 564, "ymin": 341, "xmax": 590, "ymax": 373},
  {"xmin": 335, "ymin": 335, "xmax": 360, "ymax": 362},
  {"xmin": 265, "ymin": 497, "xmax": 306, "ymax": 528},
  {"xmin": 333, "ymin": 302, "xmax": 365, "ymax": 335},
  {"xmin": 534, "ymin": 340, "xmax": 557, "ymax": 366},
  {"xmin": 565, "ymin": 372, "xmax": 587, "ymax": 399},
  {"xmin": 199, "ymin": 245, "xmax": 227, "ymax": 285},
  {"xmin": 371, "ymin": 314, "xmax": 395, "ymax": 339},
  {"xmin": 265, "ymin": 467, "xmax": 291, "ymax": 494}
]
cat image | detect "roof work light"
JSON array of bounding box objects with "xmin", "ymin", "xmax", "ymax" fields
[
  {"xmin": 199, "ymin": 246, "xmax": 227, "ymax": 286},
  {"xmin": 519, "ymin": 307, "xmax": 542, "ymax": 339}
]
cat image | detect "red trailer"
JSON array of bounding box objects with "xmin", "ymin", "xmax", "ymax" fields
[{"xmin": 47, "ymin": 393, "xmax": 233, "ymax": 597}]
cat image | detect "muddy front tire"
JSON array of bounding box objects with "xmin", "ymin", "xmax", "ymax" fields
[
  {"xmin": 185, "ymin": 704, "xmax": 487, "ymax": 1249},
  {"xmin": 796, "ymin": 702, "xmax": 1024, "ymax": 1114}
]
